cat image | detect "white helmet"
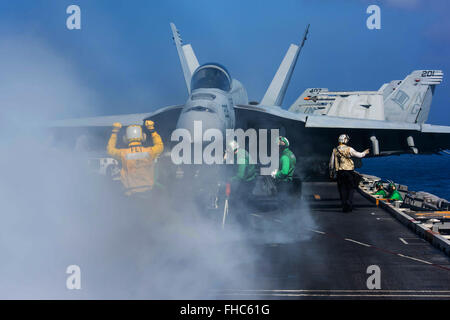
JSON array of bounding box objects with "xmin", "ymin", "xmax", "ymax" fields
[
  {"xmin": 124, "ymin": 125, "xmax": 145, "ymax": 143},
  {"xmin": 338, "ymin": 134, "xmax": 350, "ymax": 144},
  {"xmin": 279, "ymin": 136, "xmax": 289, "ymax": 147},
  {"xmin": 226, "ymin": 140, "xmax": 239, "ymax": 153}
]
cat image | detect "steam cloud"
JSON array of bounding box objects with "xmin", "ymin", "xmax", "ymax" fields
[{"xmin": 0, "ymin": 36, "xmax": 317, "ymax": 299}]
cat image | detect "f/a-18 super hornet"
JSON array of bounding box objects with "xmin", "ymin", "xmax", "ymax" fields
[{"xmin": 52, "ymin": 23, "xmax": 450, "ymax": 177}]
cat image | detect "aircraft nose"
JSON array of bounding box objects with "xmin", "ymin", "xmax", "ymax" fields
[{"xmin": 176, "ymin": 111, "xmax": 225, "ymax": 144}]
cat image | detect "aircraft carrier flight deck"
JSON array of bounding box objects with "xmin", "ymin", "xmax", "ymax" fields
[{"xmin": 212, "ymin": 179, "xmax": 450, "ymax": 299}]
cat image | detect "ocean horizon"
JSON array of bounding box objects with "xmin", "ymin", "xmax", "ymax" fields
[{"xmin": 360, "ymin": 154, "xmax": 450, "ymax": 201}]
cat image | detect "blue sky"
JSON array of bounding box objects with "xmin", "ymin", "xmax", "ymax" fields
[{"xmin": 1, "ymin": 0, "xmax": 449, "ymax": 124}]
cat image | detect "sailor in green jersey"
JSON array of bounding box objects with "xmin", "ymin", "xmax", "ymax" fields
[
  {"xmin": 272, "ymin": 136, "xmax": 296, "ymax": 196},
  {"xmin": 372, "ymin": 181, "xmax": 387, "ymax": 197},
  {"xmin": 388, "ymin": 183, "xmax": 403, "ymax": 201},
  {"xmin": 272, "ymin": 136, "xmax": 296, "ymax": 181},
  {"xmin": 227, "ymin": 141, "xmax": 258, "ymax": 183},
  {"xmin": 225, "ymin": 140, "xmax": 257, "ymax": 223}
]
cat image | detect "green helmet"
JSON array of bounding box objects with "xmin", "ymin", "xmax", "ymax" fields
[
  {"xmin": 375, "ymin": 181, "xmax": 383, "ymax": 189},
  {"xmin": 388, "ymin": 182, "xmax": 396, "ymax": 191}
]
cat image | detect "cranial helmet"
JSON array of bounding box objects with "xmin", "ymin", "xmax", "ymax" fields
[
  {"xmin": 338, "ymin": 134, "xmax": 350, "ymax": 144},
  {"xmin": 388, "ymin": 182, "xmax": 397, "ymax": 191},
  {"xmin": 375, "ymin": 181, "xmax": 383, "ymax": 189},
  {"xmin": 279, "ymin": 136, "xmax": 289, "ymax": 147},
  {"xmin": 227, "ymin": 140, "xmax": 239, "ymax": 153},
  {"xmin": 124, "ymin": 125, "xmax": 146, "ymax": 144}
]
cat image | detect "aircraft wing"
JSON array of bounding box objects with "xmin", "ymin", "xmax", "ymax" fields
[
  {"xmin": 234, "ymin": 104, "xmax": 450, "ymax": 160},
  {"xmin": 48, "ymin": 104, "xmax": 183, "ymax": 150},
  {"xmin": 49, "ymin": 104, "xmax": 183, "ymax": 128}
]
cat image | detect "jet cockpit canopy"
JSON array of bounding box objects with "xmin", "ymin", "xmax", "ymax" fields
[{"xmin": 191, "ymin": 63, "xmax": 231, "ymax": 92}]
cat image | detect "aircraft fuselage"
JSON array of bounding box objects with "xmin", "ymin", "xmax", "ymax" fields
[{"xmin": 175, "ymin": 63, "xmax": 248, "ymax": 143}]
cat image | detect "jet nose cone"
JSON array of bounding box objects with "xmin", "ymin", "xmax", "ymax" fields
[{"xmin": 176, "ymin": 111, "xmax": 225, "ymax": 144}]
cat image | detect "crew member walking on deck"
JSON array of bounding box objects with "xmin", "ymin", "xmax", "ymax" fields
[{"xmin": 329, "ymin": 134, "xmax": 369, "ymax": 212}]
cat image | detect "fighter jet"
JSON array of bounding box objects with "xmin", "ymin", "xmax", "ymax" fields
[{"xmin": 52, "ymin": 23, "xmax": 450, "ymax": 176}]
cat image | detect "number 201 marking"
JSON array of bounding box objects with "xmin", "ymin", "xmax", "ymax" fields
[{"xmin": 421, "ymin": 70, "xmax": 435, "ymax": 77}]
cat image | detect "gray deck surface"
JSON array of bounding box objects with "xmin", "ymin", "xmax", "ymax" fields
[{"xmin": 215, "ymin": 182, "xmax": 450, "ymax": 299}]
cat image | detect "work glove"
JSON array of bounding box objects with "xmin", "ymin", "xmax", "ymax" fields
[
  {"xmin": 271, "ymin": 170, "xmax": 278, "ymax": 178},
  {"xmin": 329, "ymin": 169, "xmax": 336, "ymax": 180},
  {"xmin": 112, "ymin": 122, "xmax": 122, "ymax": 133},
  {"xmin": 145, "ymin": 120, "xmax": 155, "ymax": 133}
]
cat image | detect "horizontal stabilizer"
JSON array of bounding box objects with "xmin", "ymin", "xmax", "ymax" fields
[{"xmin": 421, "ymin": 124, "xmax": 450, "ymax": 133}]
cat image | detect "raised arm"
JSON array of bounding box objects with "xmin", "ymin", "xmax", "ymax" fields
[
  {"xmin": 144, "ymin": 120, "xmax": 164, "ymax": 158},
  {"xmin": 107, "ymin": 122, "xmax": 122, "ymax": 159},
  {"xmin": 349, "ymin": 147, "xmax": 370, "ymax": 159}
]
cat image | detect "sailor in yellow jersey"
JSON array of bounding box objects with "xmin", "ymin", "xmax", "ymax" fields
[{"xmin": 107, "ymin": 120, "xmax": 164, "ymax": 197}]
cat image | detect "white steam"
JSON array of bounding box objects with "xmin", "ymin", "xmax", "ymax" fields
[{"xmin": 0, "ymin": 36, "xmax": 317, "ymax": 299}]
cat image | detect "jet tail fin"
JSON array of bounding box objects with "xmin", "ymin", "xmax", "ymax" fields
[
  {"xmin": 170, "ymin": 23, "xmax": 200, "ymax": 93},
  {"xmin": 383, "ymin": 70, "xmax": 443, "ymax": 123},
  {"xmin": 260, "ymin": 24, "xmax": 310, "ymax": 107}
]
